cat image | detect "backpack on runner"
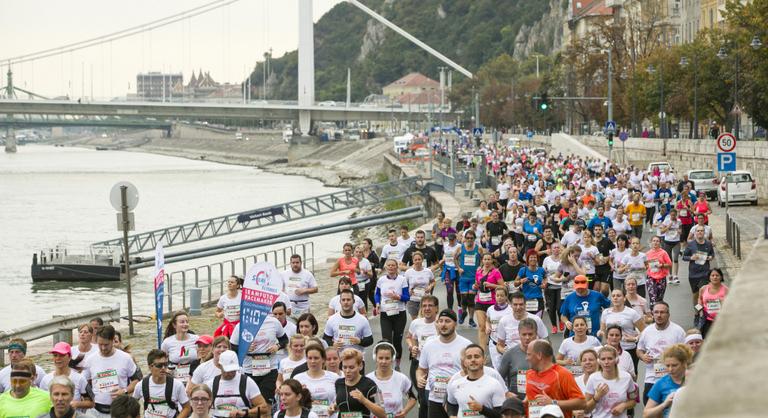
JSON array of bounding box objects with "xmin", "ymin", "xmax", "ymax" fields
[
  {"xmin": 212, "ymin": 374, "xmax": 251, "ymax": 409},
  {"xmin": 141, "ymin": 376, "xmax": 178, "ymax": 416},
  {"xmin": 276, "ymin": 408, "xmax": 312, "ymax": 418}
]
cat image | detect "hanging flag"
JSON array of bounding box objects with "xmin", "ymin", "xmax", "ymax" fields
[
  {"xmin": 153, "ymin": 243, "xmax": 165, "ymax": 349},
  {"xmin": 237, "ymin": 261, "xmax": 282, "ymax": 365}
]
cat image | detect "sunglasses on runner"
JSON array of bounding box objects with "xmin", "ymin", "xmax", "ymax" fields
[{"xmin": 151, "ymin": 362, "xmax": 169, "ymax": 369}]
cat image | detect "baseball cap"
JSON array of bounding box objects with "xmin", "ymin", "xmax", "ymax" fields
[
  {"xmin": 540, "ymin": 404, "xmax": 564, "ymax": 418},
  {"xmin": 437, "ymin": 309, "xmax": 457, "ymax": 322},
  {"xmin": 500, "ymin": 397, "xmax": 524, "ymax": 415},
  {"xmin": 219, "ymin": 350, "xmax": 240, "ymax": 372},
  {"xmin": 195, "ymin": 335, "xmax": 213, "ymax": 346},
  {"xmin": 575, "ymin": 219, "xmax": 586, "ymax": 227},
  {"xmin": 573, "ymin": 275, "xmax": 589, "ymax": 289},
  {"xmin": 49, "ymin": 342, "xmax": 71, "ymax": 356}
]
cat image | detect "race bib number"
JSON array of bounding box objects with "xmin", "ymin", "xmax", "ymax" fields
[
  {"xmin": 478, "ymin": 291, "xmax": 492, "ymax": 303},
  {"xmin": 706, "ymin": 299, "xmax": 722, "ymax": 313},
  {"xmin": 311, "ymin": 400, "xmax": 331, "ymax": 418},
  {"xmin": 287, "ymin": 276, "xmax": 303, "ymax": 296},
  {"xmin": 383, "ymin": 299, "xmax": 400, "ymax": 316},
  {"xmin": 654, "ymin": 360, "xmax": 667, "ymax": 377},
  {"xmin": 224, "ymin": 305, "xmax": 240, "ymax": 322},
  {"xmin": 431, "ymin": 376, "xmax": 450, "ymax": 400},
  {"xmin": 516, "ymin": 371, "xmax": 527, "ymax": 393},
  {"xmin": 566, "ymin": 365, "xmax": 583, "ymax": 377},
  {"xmin": 576, "ymin": 310, "xmax": 593, "ymax": 331},
  {"xmin": 631, "ymin": 213, "xmax": 641, "ymax": 222},
  {"xmin": 506, "ymin": 281, "xmax": 518, "ymax": 294},
  {"xmin": 340, "ymin": 413, "xmax": 363, "ymax": 418},
  {"xmin": 680, "ymin": 209, "xmax": 688, "ymax": 217},
  {"xmin": 464, "ymin": 254, "xmax": 476, "ymax": 267},
  {"xmin": 251, "ymin": 354, "xmax": 272, "ymax": 376},
  {"xmin": 460, "ymin": 409, "xmax": 482, "ymax": 418},
  {"xmin": 527, "ymin": 234, "xmax": 538, "ymax": 242},
  {"xmin": 412, "ymin": 287, "xmax": 426, "ymax": 298},
  {"xmin": 528, "ymin": 400, "xmax": 545, "ymax": 418},
  {"xmin": 338, "ymin": 325, "xmax": 356, "ymax": 345},
  {"xmin": 525, "ymin": 299, "xmax": 539, "ymax": 312},
  {"xmin": 173, "ymin": 363, "xmax": 191, "ymax": 381},
  {"xmin": 94, "ymin": 369, "xmax": 120, "ymax": 393},
  {"xmin": 145, "ymin": 402, "xmax": 172, "ymax": 418},
  {"xmin": 695, "ymin": 251, "xmax": 709, "ymax": 266},
  {"xmin": 491, "ymin": 236, "xmax": 501, "ymax": 246},
  {"xmin": 649, "ymin": 260, "xmax": 660, "ymax": 273}
]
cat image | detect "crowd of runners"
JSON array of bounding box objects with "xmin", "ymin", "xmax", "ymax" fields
[{"xmin": 0, "ymin": 143, "xmax": 728, "ymax": 418}]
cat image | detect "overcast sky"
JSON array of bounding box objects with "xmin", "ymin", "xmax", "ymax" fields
[{"xmin": 0, "ymin": 0, "xmax": 343, "ymax": 98}]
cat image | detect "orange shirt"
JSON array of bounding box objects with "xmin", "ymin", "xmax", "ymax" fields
[
  {"xmin": 526, "ymin": 364, "xmax": 584, "ymax": 418},
  {"xmin": 581, "ymin": 194, "xmax": 596, "ymax": 206},
  {"xmin": 625, "ymin": 203, "xmax": 647, "ymax": 227}
]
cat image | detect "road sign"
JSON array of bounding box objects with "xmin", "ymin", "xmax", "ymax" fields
[
  {"xmin": 472, "ymin": 127, "xmax": 484, "ymax": 136},
  {"xmin": 717, "ymin": 152, "xmax": 736, "ymax": 172},
  {"xmin": 716, "ymin": 132, "xmax": 736, "ymax": 153},
  {"xmin": 619, "ymin": 131, "xmax": 629, "ymax": 142},
  {"xmin": 110, "ymin": 181, "xmax": 139, "ymax": 211},
  {"xmin": 605, "ymin": 120, "xmax": 616, "ymax": 134}
]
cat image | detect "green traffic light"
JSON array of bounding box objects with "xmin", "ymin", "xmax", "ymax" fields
[{"xmin": 540, "ymin": 103, "xmax": 548, "ymax": 110}]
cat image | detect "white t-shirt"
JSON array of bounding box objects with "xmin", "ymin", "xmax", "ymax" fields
[
  {"xmin": 637, "ymin": 322, "xmax": 686, "ymax": 384},
  {"xmin": 70, "ymin": 344, "xmax": 96, "ymax": 366},
  {"xmin": 418, "ymin": 335, "xmax": 472, "ymax": 403},
  {"xmin": 404, "ymin": 268, "xmax": 433, "ymax": 301},
  {"xmin": 294, "ymin": 371, "xmax": 339, "ymax": 418},
  {"xmin": 497, "ymin": 183, "xmax": 511, "ymax": 200},
  {"xmin": 558, "ymin": 336, "xmax": 602, "ymax": 363},
  {"xmin": 190, "ymin": 359, "xmax": 221, "ymax": 385},
  {"xmin": 131, "ymin": 377, "xmax": 189, "ymax": 417},
  {"xmin": 601, "ymin": 307, "xmax": 642, "ymax": 350},
  {"xmin": 561, "ymin": 230, "xmax": 583, "ymax": 248},
  {"xmin": 585, "ymin": 370, "xmax": 637, "ymax": 418},
  {"xmin": 376, "ymin": 274, "xmax": 409, "ymax": 315},
  {"xmin": 442, "ymin": 242, "xmax": 461, "ymax": 267},
  {"xmin": 579, "ymin": 244, "xmax": 599, "ymax": 274},
  {"xmin": 229, "ymin": 317, "xmax": 286, "ymax": 375},
  {"xmin": 486, "ymin": 305, "xmax": 513, "ymax": 343},
  {"xmin": 610, "ymin": 248, "xmax": 630, "ymax": 280},
  {"xmin": 323, "ymin": 312, "xmax": 373, "ymax": 354},
  {"xmin": 278, "ymin": 357, "xmax": 307, "ymax": 382},
  {"xmin": 0, "ymin": 364, "xmax": 46, "ymax": 391},
  {"xmin": 205, "ymin": 373, "xmax": 261, "ymax": 412},
  {"xmin": 217, "ymin": 293, "xmax": 242, "ymax": 323},
  {"xmin": 620, "ymin": 252, "xmax": 647, "ymax": 286},
  {"xmin": 381, "ymin": 242, "xmax": 409, "ymax": 263},
  {"xmin": 82, "ymin": 349, "xmax": 138, "ymax": 405},
  {"xmin": 407, "ymin": 318, "xmax": 437, "ymax": 355},
  {"xmin": 495, "ymin": 313, "xmax": 548, "ymax": 350},
  {"xmin": 366, "ymin": 370, "xmax": 412, "ymax": 415},
  {"xmin": 662, "ymin": 218, "xmax": 682, "ymax": 242},
  {"xmin": 356, "ymin": 258, "xmax": 373, "ymax": 285},
  {"xmin": 398, "ymin": 236, "xmax": 415, "ymax": 248},
  {"xmin": 281, "ymin": 268, "xmax": 318, "ymax": 310},
  {"xmin": 39, "ymin": 369, "xmax": 88, "ymax": 400},
  {"xmin": 542, "ymin": 256, "xmax": 562, "ymax": 288},
  {"xmin": 161, "ymin": 334, "xmax": 199, "ymax": 382},
  {"xmin": 446, "ymin": 373, "xmax": 506, "ymax": 418},
  {"xmin": 613, "ymin": 218, "xmax": 632, "ymax": 234},
  {"xmin": 328, "ymin": 294, "xmax": 366, "ymax": 314}
]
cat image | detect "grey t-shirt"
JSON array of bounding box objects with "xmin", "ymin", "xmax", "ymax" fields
[{"xmin": 497, "ymin": 345, "xmax": 530, "ymax": 398}]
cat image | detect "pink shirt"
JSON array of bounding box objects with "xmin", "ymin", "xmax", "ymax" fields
[
  {"xmin": 645, "ymin": 248, "xmax": 671, "ymax": 281},
  {"xmin": 700, "ymin": 284, "xmax": 728, "ymax": 320},
  {"xmin": 475, "ymin": 268, "xmax": 502, "ymax": 305}
]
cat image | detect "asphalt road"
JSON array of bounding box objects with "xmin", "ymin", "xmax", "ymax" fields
[{"xmin": 362, "ymin": 222, "xmax": 699, "ymax": 417}]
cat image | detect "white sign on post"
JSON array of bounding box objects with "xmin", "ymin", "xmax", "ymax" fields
[{"xmin": 716, "ymin": 132, "xmax": 736, "ymax": 153}]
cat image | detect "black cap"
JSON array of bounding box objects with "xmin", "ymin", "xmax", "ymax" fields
[
  {"xmin": 437, "ymin": 309, "xmax": 457, "ymax": 322},
  {"xmin": 501, "ymin": 397, "xmax": 524, "ymax": 414},
  {"xmin": 575, "ymin": 219, "xmax": 586, "ymax": 227}
]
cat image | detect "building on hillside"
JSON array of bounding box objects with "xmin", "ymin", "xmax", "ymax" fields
[
  {"xmin": 382, "ymin": 73, "xmax": 439, "ymax": 100},
  {"xmin": 566, "ymin": 0, "xmax": 615, "ymax": 44},
  {"xmin": 136, "ymin": 72, "xmax": 183, "ymax": 100}
]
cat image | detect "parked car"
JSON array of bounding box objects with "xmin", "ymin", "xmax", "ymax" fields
[
  {"xmin": 686, "ymin": 169, "xmax": 718, "ymax": 200},
  {"xmin": 717, "ymin": 170, "xmax": 757, "ymax": 206}
]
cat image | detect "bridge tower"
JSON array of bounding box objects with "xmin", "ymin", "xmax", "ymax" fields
[
  {"xmin": 297, "ymin": 0, "xmax": 315, "ymax": 136},
  {"xmin": 3, "ymin": 68, "xmax": 17, "ymax": 153}
]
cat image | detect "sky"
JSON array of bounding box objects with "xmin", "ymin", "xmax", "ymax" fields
[{"xmin": 0, "ymin": 0, "xmax": 344, "ymax": 99}]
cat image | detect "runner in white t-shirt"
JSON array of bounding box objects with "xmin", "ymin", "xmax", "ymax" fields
[
  {"xmin": 293, "ymin": 344, "xmax": 339, "ymax": 418},
  {"xmin": 206, "ymin": 350, "xmax": 268, "ymax": 416},
  {"xmin": 445, "ymin": 344, "xmax": 506, "ymax": 418},
  {"xmin": 160, "ymin": 312, "xmax": 199, "ymax": 384},
  {"xmin": 327, "ymin": 276, "xmax": 367, "ymax": 317},
  {"xmin": 637, "ymin": 302, "xmax": 685, "ymax": 404},
  {"xmin": 82, "ymin": 326, "xmax": 140, "ymax": 417},
  {"xmin": 584, "ymin": 346, "xmax": 637, "ymax": 418},
  {"xmin": 132, "ymin": 349, "xmax": 191, "ymax": 417},
  {"xmin": 366, "ymin": 342, "xmax": 417, "ymax": 418},
  {"xmin": 281, "ymin": 255, "xmax": 319, "ymax": 318},
  {"xmin": 322, "ymin": 289, "xmax": 374, "ymax": 354}
]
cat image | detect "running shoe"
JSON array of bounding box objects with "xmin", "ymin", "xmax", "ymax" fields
[
  {"xmin": 551, "ymin": 325, "xmax": 558, "ymax": 334},
  {"xmin": 559, "ymin": 322, "xmax": 565, "ymax": 332},
  {"xmin": 468, "ymin": 319, "xmax": 477, "ymax": 328},
  {"xmin": 669, "ymin": 276, "xmax": 680, "ymax": 285},
  {"xmin": 459, "ymin": 310, "xmax": 466, "ymax": 325}
]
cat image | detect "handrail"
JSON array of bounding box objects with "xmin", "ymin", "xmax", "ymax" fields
[
  {"xmin": 726, "ymin": 214, "xmax": 742, "ymax": 259},
  {"xmin": 162, "ymin": 242, "xmax": 316, "ymax": 315},
  {"xmin": 0, "ymin": 304, "xmax": 121, "ymax": 366}
]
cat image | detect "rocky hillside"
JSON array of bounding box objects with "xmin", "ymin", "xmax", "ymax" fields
[{"xmin": 252, "ymin": 0, "xmax": 561, "ymax": 101}]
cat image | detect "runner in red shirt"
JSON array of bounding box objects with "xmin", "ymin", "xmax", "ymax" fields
[{"xmin": 525, "ymin": 340, "xmax": 585, "ymax": 418}]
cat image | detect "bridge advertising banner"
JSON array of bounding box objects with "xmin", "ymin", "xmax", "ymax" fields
[
  {"xmin": 153, "ymin": 243, "xmax": 165, "ymax": 349},
  {"xmin": 237, "ymin": 261, "xmax": 282, "ymax": 365}
]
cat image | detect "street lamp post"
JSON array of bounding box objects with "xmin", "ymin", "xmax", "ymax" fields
[
  {"xmin": 716, "ymin": 35, "xmax": 763, "ymax": 140},
  {"xmin": 647, "ymin": 64, "xmax": 666, "ymax": 153},
  {"xmin": 679, "ymin": 55, "xmax": 699, "ymax": 139}
]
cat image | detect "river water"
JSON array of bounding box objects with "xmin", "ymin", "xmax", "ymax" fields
[{"xmin": 0, "ymin": 145, "xmax": 351, "ymax": 330}]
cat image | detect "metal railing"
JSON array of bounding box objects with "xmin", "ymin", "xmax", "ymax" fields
[
  {"xmin": 725, "ymin": 214, "xmax": 742, "ymax": 259},
  {"xmin": 163, "ymin": 242, "xmax": 314, "ymax": 314},
  {"xmin": 431, "ymin": 168, "xmax": 456, "ymax": 194},
  {"xmin": 0, "ymin": 304, "xmax": 121, "ymax": 367}
]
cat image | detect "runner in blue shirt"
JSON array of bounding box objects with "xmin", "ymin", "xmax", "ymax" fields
[{"xmin": 559, "ymin": 275, "xmax": 610, "ymax": 337}]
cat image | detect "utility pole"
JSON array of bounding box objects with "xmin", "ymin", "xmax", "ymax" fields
[{"xmin": 607, "ymin": 49, "xmax": 613, "ymax": 125}]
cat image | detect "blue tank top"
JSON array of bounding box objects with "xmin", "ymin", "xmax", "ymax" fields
[{"xmin": 459, "ymin": 245, "xmax": 480, "ymax": 279}]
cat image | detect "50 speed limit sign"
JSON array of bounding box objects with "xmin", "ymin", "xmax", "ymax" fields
[{"xmin": 717, "ymin": 132, "xmax": 736, "ymax": 153}]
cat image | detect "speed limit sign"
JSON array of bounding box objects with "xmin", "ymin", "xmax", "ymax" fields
[{"xmin": 717, "ymin": 132, "xmax": 736, "ymax": 153}]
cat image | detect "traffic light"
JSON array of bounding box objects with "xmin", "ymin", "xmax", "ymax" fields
[
  {"xmin": 539, "ymin": 93, "xmax": 550, "ymax": 111},
  {"xmin": 608, "ymin": 132, "xmax": 614, "ymax": 147}
]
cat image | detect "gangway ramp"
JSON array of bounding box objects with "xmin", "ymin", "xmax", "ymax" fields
[{"xmin": 92, "ymin": 176, "xmax": 423, "ymax": 254}]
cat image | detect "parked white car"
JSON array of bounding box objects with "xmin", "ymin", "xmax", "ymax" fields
[
  {"xmin": 717, "ymin": 170, "xmax": 757, "ymax": 206},
  {"xmin": 687, "ymin": 169, "xmax": 718, "ymax": 200}
]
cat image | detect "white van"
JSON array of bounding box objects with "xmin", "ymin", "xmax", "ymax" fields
[{"xmin": 393, "ymin": 133, "xmax": 414, "ymax": 153}]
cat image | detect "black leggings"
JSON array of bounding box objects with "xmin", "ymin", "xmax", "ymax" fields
[
  {"xmin": 545, "ymin": 287, "xmax": 562, "ymax": 326},
  {"xmin": 627, "ymin": 347, "xmax": 639, "ymax": 376},
  {"xmin": 645, "ymin": 206, "xmax": 656, "ymax": 226},
  {"xmin": 428, "ymin": 400, "xmax": 448, "ymax": 418},
  {"xmin": 410, "ymin": 360, "xmax": 428, "ymax": 418},
  {"xmin": 380, "ymin": 311, "xmax": 407, "ymax": 359},
  {"xmin": 356, "ymin": 282, "xmax": 370, "ymax": 310}
]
